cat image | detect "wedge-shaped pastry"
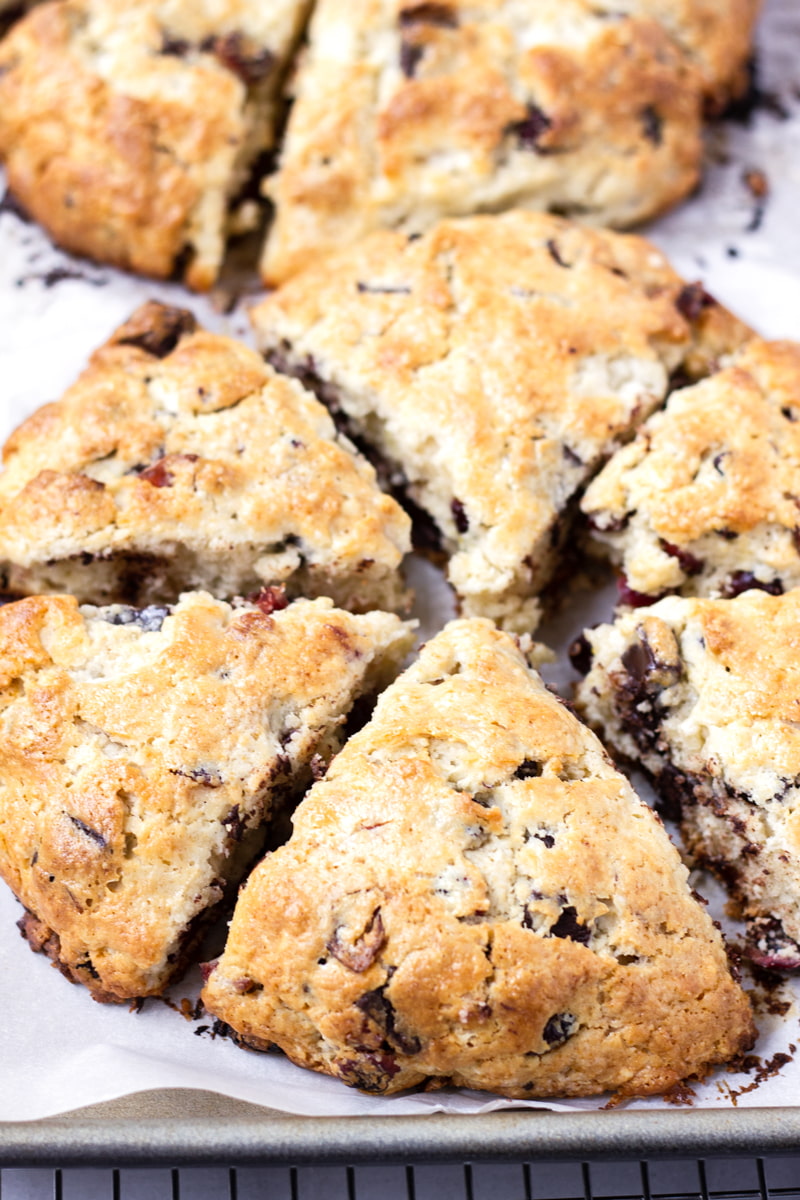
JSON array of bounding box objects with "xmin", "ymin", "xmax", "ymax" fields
[
  {"xmin": 574, "ymin": 589, "xmax": 800, "ymax": 972},
  {"xmin": 253, "ymin": 212, "xmax": 751, "ymax": 632},
  {"xmin": 203, "ymin": 619, "xmax": 753, "ymax": 1099},
  {"xmin": 260, "ymin": 0, "xmax": 760, "ymax": 283},
  {"xmin": 0, "ymin": 590, "xmax": 414, "ymax": 1001},
  {"xmin": 582, "ymin": 341, "xmax": 800, "ymax": 605},
  {"xmin": 0, "ymin": 0, "xmax": 313, "ymax": 288},
  {"xmin": 0, "ymin": 302, "xmax": 410, "ymax": 612}
]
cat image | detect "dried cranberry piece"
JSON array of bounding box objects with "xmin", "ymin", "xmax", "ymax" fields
[
  {"xmin": 617, "ymin": 576, "xmax": 662, "ymax": 607},
  {"xmin": 659, "ymin": 539, "xmax": 704, "ymax": 577},
  {"xmin": 676, "ymin": 282, "xmax": 716, "ymax": 322},
  {"xmin": 248, "ymin": 585, "xmax": 289, "ymax": 615}
]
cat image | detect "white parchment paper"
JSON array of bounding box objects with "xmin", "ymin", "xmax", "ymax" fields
[{"xmin": 1, "ymin": 0, "xmax": 800, "ymax": 1123}]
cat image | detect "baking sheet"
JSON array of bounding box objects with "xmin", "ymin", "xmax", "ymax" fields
[{"xmin": 2, "ymin": 0, "xmax": 800, "ymax": 1125}]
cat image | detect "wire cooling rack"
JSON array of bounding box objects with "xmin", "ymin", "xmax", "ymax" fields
[{"xmin": 2, "ymin": 1158, "xmax": 800, "ymax": 1200}]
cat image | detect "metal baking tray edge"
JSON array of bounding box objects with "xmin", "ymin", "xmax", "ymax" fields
[{"xmin": 2, "ymin": 1092, "xmax": 800, "ymax": 1166}]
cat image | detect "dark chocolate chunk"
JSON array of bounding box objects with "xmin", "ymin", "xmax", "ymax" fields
[
  {"xmin": 398, "ymin": 3, "xmax": 457, "ymax": 27},
  {"xmin": 356, "ymin": 281, "xmax": 412, "ymax": 294},
  {"xmin": 514, "ymin": 759, "xmax": 542, "ymax": 780},
  {"xmin": 67, "ymin": 814, "xmax": 107, "ymax": 849},
  {"xmin": 355, "ymin": 986, "xmax": 421, "ymax": 1055},
  {"xmin": 451, "ymin": 498, "xmax": 469, "ymax": 534},
  {"xmin": 400, "ymin": 40, "xmax": 425, "ymax": 77},
  {"xmin": 546, "ymin": 239, "xmax": 569, "ymax": 268},
  {"xmin": 102, "ymin": 604, "xmax": 171, "ymax": 633},
  {"xmin": 549, "ymin": 905, "xmax": 591, "ymax": 945},
  {"xmin": 747, "ymin": 915, "xmax": 800, "ymax": 972},
  {"xmin": 116, "ymin": 305, "xmax": 197, "ymax": 358},
  {"xmin": 640, "ymin": 105, "xmax": 663, "ymax": 146},
  {"xmin": 333, "ymin": 1053, "xmax": 402, "ymax": 1092},
  {"xmin": 542, "ymin": 1011, "xmax": 577, "ymax": 1046},
  {"xmin": 506, "ymin": 103, "xmax": 552, "ymax": 151},
  {"xmin": 568, "ymin": 632, "xmax": 593, "ymax": 676},
  {"xmin": 783, "ymin": 406, "xmax": 800, "ymax": 422},
  {"xmin": 621, "ymin": 637, "xmax": 656, "ymax": 682},
  {"xmin": 160, "ymin": 33, "xmax": 191, "ymax": 57},
  {"xmin": 721, "ymin": 571, "xmax": 783, "ymax": 599},
  {"xmin": 222, "ymin": 805, "xmax": 247, "ymax": 842},
  {"xmin": 211, "ymin": 33, "xmax": 275, "ymax": 85}
]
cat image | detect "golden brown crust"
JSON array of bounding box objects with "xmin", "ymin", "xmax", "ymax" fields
[
  {"xmin": 0, "ymin": 0, "xmax": 313, "ymax": 288},
  {"xmin": 0, "ymin": 591, "xmax": 414, "ymax": 1000},
  {"xmin": 203, "ymin": 619, "xmax": 754, "ymax": 1099},
  {"xmin": 252, "ymin": 212, "xmax": 752, "ymax": 631},
  {"xmin": 582, "ymin": 340, "xmax": 800, "ymax": 601},
  {"xmin": 0, "ymin": 301, "xmax": 411, "ymax": 613},
  {"xmin": 261, "ymin": 0, "xmax": 761, "ymax": 284}
]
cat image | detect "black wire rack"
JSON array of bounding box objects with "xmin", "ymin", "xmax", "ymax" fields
[{"xmin": 2, "ymin": 1159, "xmax": 800, "ymax": 1200}]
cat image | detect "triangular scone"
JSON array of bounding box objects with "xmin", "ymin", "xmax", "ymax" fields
[
  {"xmin": 574, "ymin": 589, "xmax": 800, "ymax": 971},
  {"xmin": 0, "ymin": 0, "xmax": 313, "ymax": 289},
  {"xmin": 582, "ymin": 340, "xmax": 800, "ymax": 605},
  {"xmin": 0, "ymin": 591, "xmax": 414, "ymax": 1001},
  {"xmin": 202, "ymin": 619, "xmax": 753, "ymax": 1099},
  {"xmin": 259, "ymin": 0, "xmax": 759, "ymax": 284},
  {"xmin": 252, "ymin": 212, "xmax": 751, "ymax": 632},
  {"xmin": 0, "ymin": 302, "xmax": 410, "ymax": 613}
]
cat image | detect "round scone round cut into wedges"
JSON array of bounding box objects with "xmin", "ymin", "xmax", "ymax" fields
[
  {"xmin": 260, "ymin": 0, "xmax": 760, "ymax": 284},
  {"xmin": 573, "ymin": 587, "xmax": 800, "ymax": 974},
  {"xmin": 252, "ymin": 211, "xmax": 752, "ymax": 633},
  {"xmin": 0, "ymin": 0, "xmax": 314, "ymax": 289},
  {"xmin": 0, "ymin": 590, "xmax": 414, "ymax": 1001},
  {"xmin": 203, "ymin": 619, "xmax": 754, "ymax": 1099},
  {"xmin": 582, "ymin": 340, "xmax": 800, "ymax": 605},
  {"xmin": 0, "ymin": 301, "xmax": 411, "ymax": 613}
]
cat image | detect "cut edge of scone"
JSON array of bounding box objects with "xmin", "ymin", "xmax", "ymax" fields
[
  {"xmin": 252, "ymin": 213, "xmax": 753, "ymax": 634},
  {"xmin": 0, "ymin": 0, "xmax": 314, "ymax": 289},
  {"xmin": 581, "ymin": 339, "xmax": 800, "ymax": 607},
  {"xmin": 202, "ymin": 617, "xmax": 754, "ymax": 1100},
  {"xmin": 0, "ymin": 301, "xmax": 412, "ymax": 615},
  {"xmin": 572, "ymin": 589, "xmax": 800, "ymax": 972},
  {"xmin": 0, "ymin": 589, "xmax": 415, "ymax": 1001}
]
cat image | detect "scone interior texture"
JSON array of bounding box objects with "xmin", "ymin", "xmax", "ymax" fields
[
  {"xmin": 582, "ymin": 340, "xmax": 800, "ymax": 605},
  {"xmin": 260, "ymin": 0, "xmax": 760, "ymax": 284},
  {"xmin": 0, "ymin": 301, "xmax": 411, "ymax": 614},
  {"xmin": 574, "ymin": 589, "xmax": 800, "ymax": 972},
  {"xmin": 203, "ymin": 618, "xmax": 753, "ymax": 1100},
  {"xmin": 253, "ymin": 211, "xmax": 752, "ymax": 633},
  {"xmin": 0, "ymin": 590, "xmax": 414, "ymax": 1001},
  {"xmin": 0, "ymin": 0, "xmax": 314, "ymax": 288}
]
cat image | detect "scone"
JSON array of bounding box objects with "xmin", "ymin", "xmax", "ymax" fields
[
  {"xmin": 260, "ymin": 0, "xmax": 760, "ymax": 283},
  {"xmin": 0, "ymin": 301, "xmax": 411, "ymax": 613},
  {"xmin": 582, "ymin": 340, "xmax": 800, "ymax": 605},
  {"xmin": 252, "ymin": 212, "xmax": 752, "ymax": 632},
  {"xmin": 574, "ymin": 589, "xmax": 800, "ymax": 972},
  {"xmin": 0, "ymin": 0, "xmax": 313, "ymax": 289},
  {"xmin": 202, "ymin": 619, "xmax": 754, "ymax": 1099},
  {"xmin": 0, "ymin": 590, "xmax": 414, "ymax": 1001}
]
